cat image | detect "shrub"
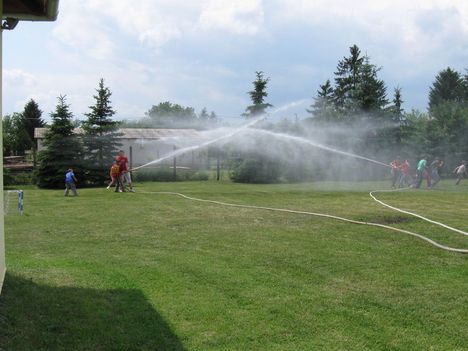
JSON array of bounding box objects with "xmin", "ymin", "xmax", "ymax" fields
[
  {"xmin": 229, "ymin": 153, "xmax": 281, "ymax": 183},
  {"xmin": 132, "ymin": 168, "xmax": 209, "ymax": 182},
  {"xmin": 4, "ymin": 169, "xmax": 33, "ymax": 186}
]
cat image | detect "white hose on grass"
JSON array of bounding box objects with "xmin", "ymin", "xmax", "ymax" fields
[
  {"xmin": 139, "ymin": 191, "xmax": 468, "ymax": 254},
  {"xmin": 370, "ymin": 188, "xmax": 468, "ymax": 237}
]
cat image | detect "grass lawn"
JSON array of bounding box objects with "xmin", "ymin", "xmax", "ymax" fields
[{"xmin": 0, "ymin": 180, "xmax": 467, "ymax": 350}]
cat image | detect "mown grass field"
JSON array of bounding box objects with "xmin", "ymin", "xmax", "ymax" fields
[{"xmin": 1, "ymin": 180, "xmax": 467, "ymax": 350}]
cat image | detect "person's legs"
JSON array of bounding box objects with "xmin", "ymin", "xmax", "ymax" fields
[
  {"xmin": 425, "ymin": 171, "xmax": 431, "ymax": 187},
  {"xmin": 456, "ymin": 174, "xmax": 462, "ymax": 185},
  {"xmin": 120, "ymin": 174, "xmax": 126, "ymax": 192},
  {"xmin": 108, "ymin": 177, "xmax": 117, "ymax": 189},
  {"xmin": 124, "ymin": 172, "xmax": 134, "ymax": 192},
  {"xmin": 415, "ymin": 171, "xmax": 423, "ymax": 188},
  {"xmin": 71, "ymin": 183, "xmax": 78, "ymax": 196},
  {"xmin": 64, "ymin": 183, "xmax": 70, "ymax": 196},
  {"xmin": 391, "ymin": 171, "xmax": 398, "ymax": 188},
  {"xmin": 431, "ymin": 171, "xmax": 440, "ymax": 187}
]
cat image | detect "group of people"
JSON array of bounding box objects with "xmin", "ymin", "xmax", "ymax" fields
[
  {"xmin": 64, "ymin": 150, "xmax": 134, "ymax": 196},
  {"xmin": 107, "ymin": 150, "xmax": 135, "ymax": 193},
  {"xmin": 389, "ymin": 156, "xmax": 467, "ymax": 189}
]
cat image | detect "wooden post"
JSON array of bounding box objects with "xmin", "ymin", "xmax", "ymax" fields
[
  {"xmin": 173, "ymin": 145, "xmax": 177, "ymax": 181},
  {"xmin": 129, "ymin": 146, "xmax": 133, "ymax": 170},
  {"xmin": 216, "ymin": 149, "xmax": 220, "ymax": 181}
]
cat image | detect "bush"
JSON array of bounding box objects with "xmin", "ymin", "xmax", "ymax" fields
[
  {"xmin": 132, "ymin": 168, "xmax": 209, "ymax": 182},
  {"xmin": 229, "ymin": 154, "xmax": 281, "ymax": 183},
  {"xmin": 4, "ymin": 169, "xmax": 33, "ymax": 186}
]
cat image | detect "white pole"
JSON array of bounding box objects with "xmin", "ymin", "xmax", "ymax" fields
[{"xmin": 0, "ymin": 0, "xmax": 6, "ymax": 293}]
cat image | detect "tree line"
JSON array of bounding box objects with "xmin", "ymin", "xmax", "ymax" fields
[
  {"xmin": 231, "ymin": 45, "xmax": 468, "ymax": 183},
  {"xmin": 4, "ymin": 44, "xmax": 468, "ymax": 185}
]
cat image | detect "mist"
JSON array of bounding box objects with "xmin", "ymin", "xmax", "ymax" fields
[{"xmin": 130, "ymin": 113, "xmax": 402, "ymax": 184}]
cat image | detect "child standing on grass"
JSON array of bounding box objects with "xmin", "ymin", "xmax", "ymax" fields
[
  {"xmin": 453, "ymin": 161, "xmax": 467, "ymax": 185},
  {"xmin": 64, "ymin": 168, "xmax": 78, "ymax": 197},
  {"xmin": 107, "ymin": 160, "xmax": 123, "ymax": 192},
  {"xmin": 116, "ymin": 150, "xmax": 135, "ymax": 192}
]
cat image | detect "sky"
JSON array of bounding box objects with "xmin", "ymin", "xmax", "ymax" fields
[{"xmin": 3, "ymin": 0, "xmax": 468, "ymax": 123}]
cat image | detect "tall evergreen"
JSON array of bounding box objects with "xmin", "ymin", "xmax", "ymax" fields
[
  {"xmin": 35, "ymin": 96, "xmax": 83, "ymax": 188},
  {"xmin": 355, "ymin": 57, "xmax": 388, "ymax": 115},
  {"xmin": 388, "ymin": 87, "xmax": 404, "ymax": 123},
  {"xmin": 428, "ymin": 67, "xmax": 464, "ymax": 110},
  {"xmin": 20, "ymin": 99, "xmax": 45, "ymax": 151},
  {"xmin": 82, "ymin": 78, "xmax": 121, "ymax": 185},
  {"xmin": 307, "ymin": 79, "xmax": 336, "ymax": 122},
  {"xmin": 243, "ymin": 71, "xmax": 273, "ymax": 118},
  {"xmin": 333, "ymin": 44, "xmax": 365, "ymax": 114}
]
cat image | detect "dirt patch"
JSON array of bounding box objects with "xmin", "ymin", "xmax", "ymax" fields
[{"xmin": 360, "ymin": 216, "xmax": 413, "ymax": 224}]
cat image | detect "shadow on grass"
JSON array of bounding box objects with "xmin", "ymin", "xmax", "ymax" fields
[{"xmin": 0, "ymin": 273, "xmax": 186, "ymax": 351}]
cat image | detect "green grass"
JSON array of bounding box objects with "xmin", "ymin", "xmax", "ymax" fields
[{"xmin": 1, "ymin": 180, "xmax": 467, "ymax": 350}]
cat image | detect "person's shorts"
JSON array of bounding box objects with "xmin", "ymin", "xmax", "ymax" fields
[{"xmin": 122, "ymin": 172, "xmax": 132, "ymax": 183}]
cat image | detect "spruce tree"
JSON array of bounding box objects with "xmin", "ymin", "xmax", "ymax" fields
[
  {"xmin": 82, "ymin": 78, "xmax": 121, "ymax": 185},
  {"xmin": 333, "ymin": 44, "xmax": 365, "ymax": 114},
  {"xmin": 389, "ymin": 87, "xmax": 404, "ymax": 122},
  {"xmin": 428, "ymin": 67, "xmax": 464, "ymax": 110},
  {"xmin": 20, "ymin": 99, "xmax": 45, "ymax": 151},
  {"xmin": 306, "ymin": 79, "xmax": 335, "ymax": 122},
  {"xmin": 355, "ymin": 57, "xmax": 388, "ymax": 115},
  {"xmin": 36, "ymin": 96, "xmax": 83, "ymax": 188},
  {"xmin": 243, "ymin": 71, "xmax": 273, "ymax": 118}
]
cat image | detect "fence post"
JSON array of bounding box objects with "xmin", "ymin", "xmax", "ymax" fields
[
  {"xmin": 173, "ymin": 145, "xmax": 177, "ymax": 181},
  {"xmin": 129, "ymin": 146, "xmax": 133, "ymax": 173},
  {"xmin": 216, "ymin": 149, "xmax": 220, "ymax": 181}
]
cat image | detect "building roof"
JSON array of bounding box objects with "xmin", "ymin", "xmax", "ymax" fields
[
  {"xmin": 3, "ymin": 0, "xmax": 60, "ymax": 21},
  {"xmin": 34, "ymin": 128, "xmax": 200, "ymax": 140}
]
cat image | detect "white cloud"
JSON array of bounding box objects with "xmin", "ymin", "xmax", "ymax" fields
[
  {"xmin": 53, "ymin": 1, "xmax": 116, "ymax": 60},
  {"xmin": 54, "ymin": 0, "xmax": 266, "ymax": 52},
  {"xmin": 3, "ymin": 69, "xmax": 36, "ymax": 89},
  {"xmin": 197, "ymin": 0, "xmax": 264, "ymax": 35},
  {"xmin": 274, "ymin": 0, "xmax": 468, "ymax": 57}
]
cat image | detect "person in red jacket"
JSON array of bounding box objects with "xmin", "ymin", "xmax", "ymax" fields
[
  {"xmin": 116, "ymin": 150, "xmax": 135, "ymax": 192},
  {"xmin": 390, "ymin": 156, "xmax": 402, "ymax": 188},
  {"xmin": 398, "ymin": 159, "xmax": 412, "ymax": 187}
]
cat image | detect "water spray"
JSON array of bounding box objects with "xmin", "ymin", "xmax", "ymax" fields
[
  {"xmin": 240, "ymin": 128, "xmax": 391, "ymax": 168},
  {"xmin": 130, "ymin": 115, "xmax": 266, "ymax": 172}
]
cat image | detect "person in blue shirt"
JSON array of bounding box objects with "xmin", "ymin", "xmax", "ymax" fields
[
  {"xmin": 64, "ymin": 168, "xmax": 78, "ymax": 196},
  {"xmin": 413, "ymin": 156, "xmax": 427, "ymax": 188}
]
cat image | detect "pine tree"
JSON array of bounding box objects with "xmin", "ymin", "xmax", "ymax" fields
[
  {"xmin": 355, "ymin": 57, "xmax": 388, "ymax": 115},
  {"xmin": 390, "ymin": 87, "xmax": 404, "ymax": 122},
  {"xmin": 82, "ymin": 78, "xmax": 121, "ymax": 185},
  {"xmin": 199, "ymin": 107, "xmax": 209, "ymax": 121},
  {"xmin": 333, "ymin": 44, "xmax": 365, "ymax": 114},
  {"xmin": 35, "ymin": 96, "xmax": 84, "ymax": 188},
  {"xmin": 306, "ymin": 79, "xmax": 335, "ymax": 122},
  {"xmin": 243, "ymin": 71, "xmax": 273, "ymax": 118},
  {"xmin": 19, "ymin": 99, "xmax": 45, "ymax": 151},
  {"xmin": 428, "ymin": 67, "xmax": 464, "ymax": 110}
]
